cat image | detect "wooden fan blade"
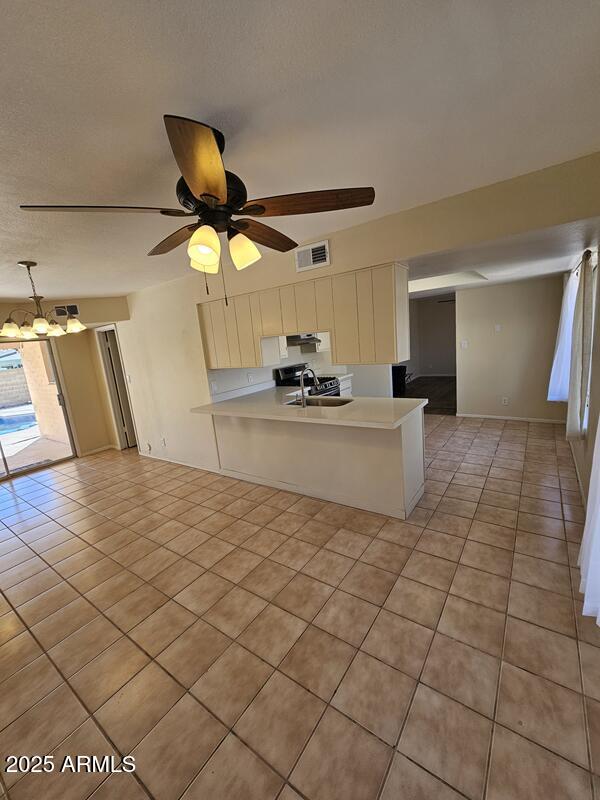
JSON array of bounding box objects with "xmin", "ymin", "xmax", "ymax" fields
[
  {"xmin": 20, "ymin": 205, "xmax": 192, "ymax": 217},
  {"xmin": 241, "ymin": 187, "xmax": 375, "ymax": 217},
  {"xmin": 148, "ymin": 223, "xmax": 199, "ymax": 256},
  {"xmin": 231, "ymin": 219, "xmax": 297, "ymax": 252},
  {"xmin": 164, "ymin": 115, "xmax": 227, "ymax": 204}
]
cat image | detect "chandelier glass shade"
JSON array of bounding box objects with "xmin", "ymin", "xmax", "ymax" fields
[{"xmin": 0, "ymin": 262, "xmax": 86, "ymax": 340}]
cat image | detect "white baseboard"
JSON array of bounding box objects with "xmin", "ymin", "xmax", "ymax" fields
[
  {"xmin": 79, "ymin": 444, "xmax": 119, "ymax": 457},
  {"xmin": 457, "ymin": 412, "xmax": 566, "ymax": 424},
  {"xmin": 138, "ymin": 450, "xmax": 219, "ymax": 473}
]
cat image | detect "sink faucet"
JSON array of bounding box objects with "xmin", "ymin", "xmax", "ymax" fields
[{"xmin": 299, "ymin": 367, "xmax": 320, "ymax": 407}]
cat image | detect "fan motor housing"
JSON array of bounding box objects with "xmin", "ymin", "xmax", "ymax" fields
[{"xmin": 176, "ymin": 171, "xmax": 247, "ymax": 215}]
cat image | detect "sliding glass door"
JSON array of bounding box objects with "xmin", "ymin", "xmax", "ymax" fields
[{"xmin": 0, "ymin": 340, "xmax": 75, "ymax": 476}]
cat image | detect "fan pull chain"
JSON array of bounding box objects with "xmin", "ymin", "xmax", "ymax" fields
[
  {"xmin": 221, "ymin": 263, "xmax": 229, "ymax": 306},
  {"xmin": 204, "ymin": 272, "xmax": 209, "ymax": 295}
]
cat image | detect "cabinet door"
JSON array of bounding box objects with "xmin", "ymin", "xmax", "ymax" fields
[
  {"xmin": 356, "ymin": 269, "xmax": 375, "ymax": 362},
  {"xmin": 209, "ymin": 301, "xmax": 230, "ymax": 368},
  {"xmin": 294, "ymin": 281, "xmax": 317, "ymax": 332},
  {"xmin": 315, "ymin": 278, "xmax": 334, "ymax": 330},
  {"xmin": 249, "ymin": 293, "xmax": 263, "ymax": 365},
  {"xmin": 279, "ymin": 285, "xmax": 297, "ymax": 333},
  {"xmin": 259, "ymin": 288, "xmax": 283, "ymax": 336},
  {"xmin": 197, "ymin": 304, "xmax": 217, "ymax": 369},
  {"xmin": 372, "ymin": 265, "xmax": 398, "ymax": 363},
  {"xmin": 234, "ymin": 295, "xmax": 257, "ymax": 367},
  {"xmin": 332, "ymin": 273, "xmax": 360, "ymax": 363},
  {"xmin": 223, "ymin": 301, "xmax": 241, "ymax": 368}
]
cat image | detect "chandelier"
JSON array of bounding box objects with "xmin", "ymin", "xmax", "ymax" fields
[{"xmin": 0, "ymin": 261, "xmax": 86, "ymax": 339}]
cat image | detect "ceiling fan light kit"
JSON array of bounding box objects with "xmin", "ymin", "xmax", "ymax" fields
[
  {"xmin": 0, "ymin": 261, "xmax": 86, "ymax": 340},
  {"xmin": 228, "ymin": 230, "xmax": 261, "ymax": 271},
  {"xmin": 187, "ymin": 224, "xmax": 221, "ymax": 266},
  {"xmin": 21, "ymin": 115, "xmax": 375, "ymax": 278},
  {"xmin": 190, "ymin": 257, "xmax": 220, "ymax": 275}
]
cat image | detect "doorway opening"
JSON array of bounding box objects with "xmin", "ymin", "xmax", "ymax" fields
[
  {"xmin": 396, "ymin": 293, "xmax": 457, "ymax": 415},
  {"xmin": 0, "ymin": 340, "xmax": 75, "ymax": 477},
  {"xmin": 96, "ymin": 328, "xmax": 137, "ymax": 450}
]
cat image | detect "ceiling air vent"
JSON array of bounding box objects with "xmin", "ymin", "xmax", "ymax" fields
[
  {"xmin": 53, "ymin": 304, "xmax": 80, "ymax": 318},
  {"xmin": 295, "ymin": 240, "xmax": 330, "ymax": 272}
]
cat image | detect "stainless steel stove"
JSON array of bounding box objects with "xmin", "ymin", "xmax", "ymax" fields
[{"xmin": 274, "ymin": 363, "xmax": 340, "ymax": 396}]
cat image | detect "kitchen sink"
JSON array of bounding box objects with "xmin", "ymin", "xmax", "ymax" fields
[{"xmin": 287, "ymin": 396, "xmax": 354, "ymax": 407}]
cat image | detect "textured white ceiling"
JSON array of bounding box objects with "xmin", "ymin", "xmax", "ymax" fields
[{"xmin": 2, "ymin": 0, "xmax": 600, "ymax": 297}]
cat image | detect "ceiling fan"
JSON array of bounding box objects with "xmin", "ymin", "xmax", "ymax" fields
[{"xmin": 21, "ymin": 115, "xmax": 375, "ymax": 273}]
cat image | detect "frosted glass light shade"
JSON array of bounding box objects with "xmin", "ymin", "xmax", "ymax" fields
[
  {"xmin": 187, "ymin": 225, "xmax": 220, "ymax": 266},
  {"xmin": 20, "ymin": 322, "xmax": 38, "ymax": 339},
  {"xmin": 47, "ymin": 321, "xmax": 66, "ymax": 337},
  {"xmin": 229, "ymin": 232, "xmax": 261, "ymax": 270},
  {"xmin": 190, "ymin": 258, "xmax": 219, "ymax": 275},
  {"xmin": 0, "ymin": 318, "xmax": 21, "ymax": 338},
  {"xmin": 66, "ymin": 315, "xmax": 86, "ymax": 333},
  {"xmin": 33, "ymin": 316, "xmax": 50, "ymax": 334}
]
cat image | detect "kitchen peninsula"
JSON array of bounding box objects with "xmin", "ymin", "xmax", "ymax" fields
[{"xmin": 193, "ymin": 389, "xmax": 427, "ymax": 519}]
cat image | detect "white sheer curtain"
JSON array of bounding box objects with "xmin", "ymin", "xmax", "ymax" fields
[
  {"xmin": 548, "ymin": 268, "xmax": 579, "ymax": 401},
  {"xmin": 579, "ymin": 413, "xmax": 600, "ymax": 620},
  {"xmin": 567, "ymin": 250, "xmax": 594, "ymax": 439}
]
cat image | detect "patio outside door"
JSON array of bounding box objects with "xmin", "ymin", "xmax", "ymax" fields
[{"xmin": 0, "ymin": 340, "xmax": 74, "ymax": 477}]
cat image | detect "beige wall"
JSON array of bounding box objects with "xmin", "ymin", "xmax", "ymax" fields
[
  {"xmin": 571, "ymin": 272, "xmax": 600, "ymax": 496},
  {"xmin": 116, "ymin": 277, "xmax": 219, "ymax": 470},
  {"xmin": 0, "ymin": 296, "xmax": 130, "ymax": 326},
  {"xmin": 52, "ymin": 331, "xmax": 116, "ymax": 456},
  {"xmin": 197, "ymin": 151, "xmax": 600, "ymax": 303},
  {"xmin": 112, "ymin": 153, "xmax": 600, "ymax": 475},
  {"xmin": 456, "ymin": 275, "xmax": 565, "ymax": 422}
]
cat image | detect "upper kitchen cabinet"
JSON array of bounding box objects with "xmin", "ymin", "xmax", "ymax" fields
[
  {"xmin": 294, "ymin": 281, "xmax": 318, "ymax": 332},
  {"xmin": 332, "ymin": 272, "xmax": 360, "ymax": 363},
  {"xmin": 234, "ymin": 294, "xmax": 258, "ymax": 368},
  {"xmin": 197, "ymin": 262, "xmax": 409, "ymax": 369},
  {"xmin": 279, "ymin": 285, "xmax": 298, "ymax": 334},
  {"xmin": 331, "ymin": 263, "xmax": 409, "ymax": 365},
  {"xmin": 259, "ymin": 288, "xmax": 283, "ymax": 336}
]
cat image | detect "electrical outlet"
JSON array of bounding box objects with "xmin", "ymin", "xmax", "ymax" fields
[
  {"xmin": 147, "ymin": 442, "xmax": 152, "ymax": 453},
  {"xmin": 247, "ymin": 373, "xmax": 254, "ymax": 384},
  {"xmin": 161, "ymin": 438, "xmax": 166, "ymax": 447},
  {"xmin": 460, "ymin": 340, "xmax": 469, "ymax": 349},
  {"xmin": 494, "ymin": 324, "xmax": 502, "ymax": 333},
  {"xmin": 502, "ymin": 397, "xmax": 509, "ymax": 406}
]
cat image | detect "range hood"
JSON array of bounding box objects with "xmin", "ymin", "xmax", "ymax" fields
[{"xmin": 286, "ymin": 333, "xmax": 322, "ymax": 346}]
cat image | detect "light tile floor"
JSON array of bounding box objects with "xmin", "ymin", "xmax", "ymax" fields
[{"xmin": 0, "ymin": 414, "xmax": 597, "ymax": 800}]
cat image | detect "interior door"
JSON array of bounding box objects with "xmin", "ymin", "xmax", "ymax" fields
[{"xmin": 97, "ymin": 330, "xmax": 137, "ymax": 449}]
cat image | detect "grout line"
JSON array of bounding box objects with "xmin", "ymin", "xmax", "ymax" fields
[{"xmin": 0, "ymin": 418, "xmax": 594, "ymax": 800}]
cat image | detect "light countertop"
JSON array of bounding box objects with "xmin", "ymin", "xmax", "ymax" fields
[{"xmin": 192, "ymin": 387, "xmax": 427, "ymax": 430}]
